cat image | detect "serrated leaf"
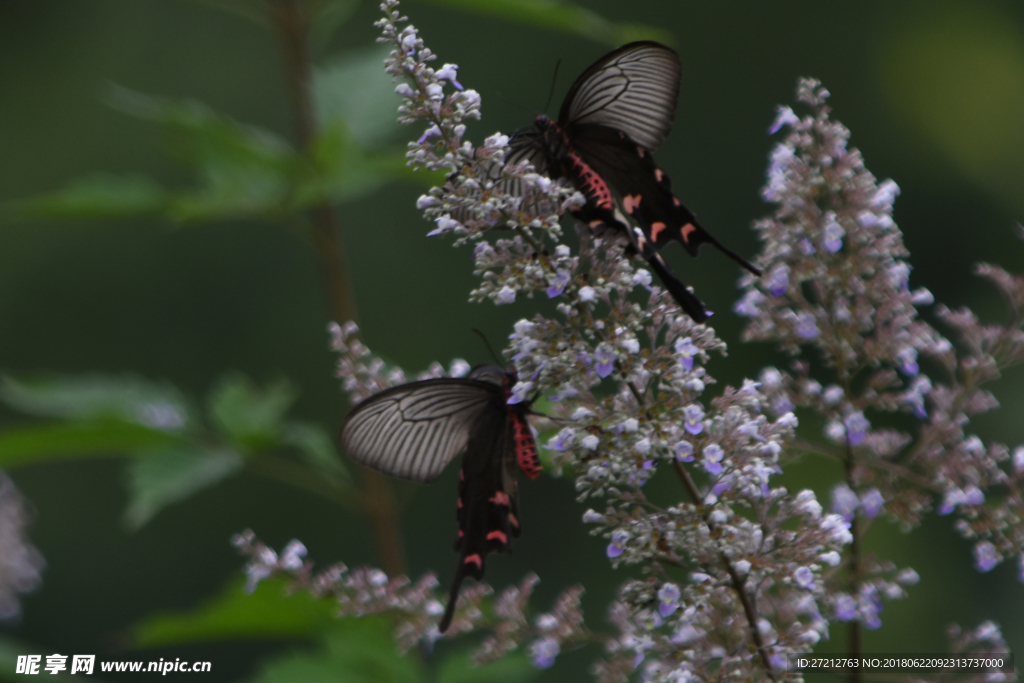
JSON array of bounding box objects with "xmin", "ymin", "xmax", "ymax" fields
[
  {"xmin": 251, "ymin": 617, "xmax": 424, "ymax": 683},
  {"xmin": 131, "ymin": 577, "xmax": 338, "ymax": 648},
  {"xmin": 314, "ymin": 45, "xmax": 403, "ymax": 148},
  {"xmin": 281, "ymin": 421, "xmax": 350, "ymax": 484},
  {"xmin": 416, "ymin": 0, "xmax": 672, "ymax": 46},
  {"xmin": 125, "ymin": 446, "xmax": 243, "ymax": 529},
  {"xmin": 436, "ymin": 649, "xmax": 538, "ymax": 683},
  {"xmin": 208, "ymin": 374, "xmax": 296, "ymax": 450},
  {"xmin": 0, "ymin": 421, "xmax": 183, "ymax": 469},
  {"xmin": 2, "ymin": 173, "xmax": 167, "ymax": 220},
  {"xmin": 0, "ymin": 374, "xmax": 194, "ymax": 432}
]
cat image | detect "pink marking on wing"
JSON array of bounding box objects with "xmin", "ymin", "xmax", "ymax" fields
[
  {"xmin": 490, "ymin": 491, "xmax": 511, "ymax": 506},
  {"xmin": 637, "ymin": 146, "xmax": 646, "ymax": 158},
  {"xmin": 509, "ymin": 513, "xmax": 520, "ymax": 528},
  {"xmin": 655, "ymin": 168, "xmax": 664, "ymax": 182},
  {"xmin": 623, "ymin": 194, "xmax": 642, "ymax": 214},
  {"xmin": 464, "ymin": 553, "xmax": 482, "ymax": 568},
  {"xmin": 486, "ymin": 530, "xmax": 508, "ymax": 544},
  {"xmin": 673, "ymin": 197, "xmax": 681, "ymax": 207},
  {"xmin": 680, "ymin": 223, "xmax": 697, "ymax": 243},
  {"xmin": 651, "ymin": 221, "xmax": 667, "ymax": 242}
]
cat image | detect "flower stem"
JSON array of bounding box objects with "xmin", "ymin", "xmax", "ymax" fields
[{"xmin": 270, "ymin": 0, "xmax": 406, "ymax": 578}]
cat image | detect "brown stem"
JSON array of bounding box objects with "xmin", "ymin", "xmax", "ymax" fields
[
  {"xmin": 270, "ymin": 0, "xmax": 406, "ymax": 578},
  {"xmin": 845, "ymin": 438, "xmax": 862, "ymax": 683},
  {"xmin": 673, "ymin": 461, "xmax": 778, "ymax": 681}
]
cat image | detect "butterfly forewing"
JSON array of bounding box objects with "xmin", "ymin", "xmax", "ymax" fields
[
  {"xmin": 340, "ymin": 378, "xmax": 501, "ymax": 484},
  {"xmin": 559, "ymin": 41, "xmax": 681, "ymax": 153}
]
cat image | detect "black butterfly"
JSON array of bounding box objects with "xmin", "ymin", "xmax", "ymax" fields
[
  {"xmin": 508, "ymin": 41, "xmax": 761, "ymax": 321},
  {"xmin": 339, "ymin": 365, "xmax": 540, "ymax": 633}
]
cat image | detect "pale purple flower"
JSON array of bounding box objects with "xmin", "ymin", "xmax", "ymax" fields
[
  {"xmin": 831, "ymin": 483, "xmax": 859, "ymax": 522},
  {"xmin": 938, "ymin": 488, "xmax": 966, "ymax": 515},
  {"xmin": 819, "ymin": 551, "xmax": 841, "ymax": 567},
  {"xmin": 675, "ymin": 440, "xmax": 695, "ymax": 462},
  {"xmin": 632, "ymin": 269, "xmax": 653, "ymax": 289},
  {"xmin": 507, "ymin": 381, "xmax": 532, "ymax": 404},
  {"xmin": 822, "ymin": 217, "xmax": 845, "ymax": 253},
  {"xmin": 768, "ymin": 105, "xmax": 800, "ymax": 134},
  {"xmin": 974, "ymin": 541, "xmax": 999, "ymax": 572},
  {"xmin": 703, "ymin": 443, "xmax": 724, "ymax": 475},
  {"xmin": 546, "ymin": 428, "xmax": 576, "ymax": 451},
  {"xmin": 578, "ymin": 286, "xmax": 597, "ymax": 303},
  {"xmin": 530, "ymin": 637, "xmax": 559, "ymax": 669},
  {"xmin": 911, "ymin": 287, "xmax": 934, "ymax": 305},
  {"xmin": 582, "ymin": 509, "xmax": 605, "ymax": 524},
  {"xmin": 634, "ymin": 438, "xmax": 651, "ymax": 455},
  {"xmin": 734, "ymin": 289, "xmax": 765, "ymax": 317},
  {"xmin": 834, "ymin": 594, "xmax": 857, "ymax": 621},
  {"xmin": 1014, "ymin": 447, "xmax": 1024, "ymax": 475},
  {"xmin": 657, "ymin": 582, "xmax": 681, "ymax": 617},
  {"xmin": 417, "ymin": 123, "xmax": 441, "ymax": 144},
  {"xmin": 896, "ymin": 347, "xmax": 919, "ymax": 376},
  {"xmin": 799, "ymin": 237, "xmax": 816, "ymax": 255},
  {"xmin": 448, "ymin": 359, "xmax": 470, "ymax": 377},
  {"xmin": 547, "ymin": 269, "xmax": 571, "ymax": 298},
  {"xmin": 619, "ymin": 418, "xmax": 638, "ymax": 433},
  {"xmin": 607, "ymin": 529, "xmax": 629, "ymax": 558},
  {"xmin": 794, "ymin": 566, "xmax": 815, "ymax": 589},
  {"xmin": 674, "ymin": 337, "xmax": 699, "ymax": 371},
  {"xmin": 795, "ymin": 311, "xmax": 819, "ymax": 339},
  {"xmin": 766, "ymin": 264, "xmax": 790, "ymax": 296},
  {"xmin": 859, "ymin": 488, "xmax": 884, "ymax": 518},
  {"xmin": 434, "ymin": 63, "xmax": 463, "ymax": 90},
  {"xmin": 671, "ymin": 624, "xmax": 703, "ymax": 644},
  {"xmin": 496, "ymin": 286, "xmax": 516, "ymax": 304},
  {"xmin": 859, "ymin": 589, "xmax": 883, "ymax": 629},
  {"xmin": 580, "ymin": 434, "xmax": 600, "ymax": 451},
  {"xmin": 594, "ymin": 344, "xmax": 615, "ymax": 378},
  {"xmin": 962, "ymin": 485, "xmax": 984, "ymax": 506},
  {"xmin": 843, "ymin": 411, "xmax": 869, "ymax": 445},
  {"xmin": 684, "ymin": 404, "xmax": 705, "ymax": 435}
]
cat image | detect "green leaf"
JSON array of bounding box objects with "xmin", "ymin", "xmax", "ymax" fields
[
  {"xmin": 0, "ymin": 374, "xmax": 194, "ymax": 431},
  {"xmin": 107, "ymin": 85, "xmax": 299, "ymax": 222},
  {"xmin": 314, "ymin": 45, "xmax": 403, "ymax": 147},
  {"xmin": 132, "ymin": 577, "xmax": 339, "ymax": 647},
  {"xmin": 2, "ymin": 173, "xmax": 167, "ymax": 220},
  {"xmin": 208, "ymin": 374, "xmax": 296, "ymax": 451},
  {"xmin": 0, "ymin": 420, "xmax": 182, "ymax": 468},
  {"xmin": 436, "ymin": 649, "xmax": 539, "ymax": 683},
  {"xmin": 415, "ymin": 0, "xmax": 672, "ymax": 46},
  {"xmin": 281, "ymin": 421, "xmax": 350, "ymax": 483},
  {"xmin": 124, "ymin": 445, "xmax": 244, "ymax": 529},
  {"xmin": 251, "ymin": 617, "xmax": 424, "ymax": 683}
]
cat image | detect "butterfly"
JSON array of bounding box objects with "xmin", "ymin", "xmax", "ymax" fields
[
  {"xmin": 339, "ymin": 365, "xmax": 539, "ymax": 633},
  {"xmin": 507, "ymin": 41, "xmax": 761, "ymax": 321}
]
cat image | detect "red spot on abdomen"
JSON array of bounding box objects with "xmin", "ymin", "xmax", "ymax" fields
[
  {"xmin": 567, "ymin": 151, "xmax": 613, "ymax": 211},
  {"xmin": 511, "ymin": 415, "xmax": 541, "ymax": 479}
]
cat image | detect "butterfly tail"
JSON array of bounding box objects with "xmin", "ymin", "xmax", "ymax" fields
[
  {"xmin": 439, "ymin": 562, "xmax": 469, "ymax": 633},
  {"xmin": 645, "ymin": 250, "xmax": 711, "ymax": 322},
  {"xmin": 677, "ymin": 220, "xmax": 762, "ymax": 276}
]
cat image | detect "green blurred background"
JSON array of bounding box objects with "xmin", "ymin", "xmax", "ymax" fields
[{"xmin": 0, "ymin": 0, "xmax": 1022, "ymax": 680}]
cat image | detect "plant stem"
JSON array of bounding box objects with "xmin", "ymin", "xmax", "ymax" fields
[
  {"xmin": 270, "ymin": 0, "xmax": 406, "ymax": 578},
  {"xmin": 673, "ymin": 461, "xmax": 778, "ymax": 681},
  {"xmin": 845, "ymin": 438, "xmax": 862, "ymax": 683}
]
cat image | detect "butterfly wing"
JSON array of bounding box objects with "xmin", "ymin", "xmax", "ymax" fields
[
  {"xmin": 559, "ymin": 41, "xmax": 681, "ymax": 153},
  {"xmin": 438, "ymin": 400, "xmax": 522, "ymax": 632},
  {"xmin": 571, "ymin": 124, "xmax": 762, "ymax": 275},
  {"xmin": 340, "ymin": 377, "xmax": 501, "ymax": 484}
]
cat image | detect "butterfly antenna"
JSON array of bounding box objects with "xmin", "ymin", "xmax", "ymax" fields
[
  {"xmin": 543, "ymin": 58, "xmax": 562, "ymax": 113},
  {"xmin": 471, "ymin": 328, "xmax": 505, "ymax": 366}
]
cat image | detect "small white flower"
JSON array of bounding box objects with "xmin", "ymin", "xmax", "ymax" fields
[{"xmin": 578, "ymin": 286, "xmax": 597, "ymax": 303}]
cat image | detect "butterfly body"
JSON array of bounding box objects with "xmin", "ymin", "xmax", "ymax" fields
[{"xmin": 339, "ymin": 365, "xmax": 537, "ymax": 632}]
